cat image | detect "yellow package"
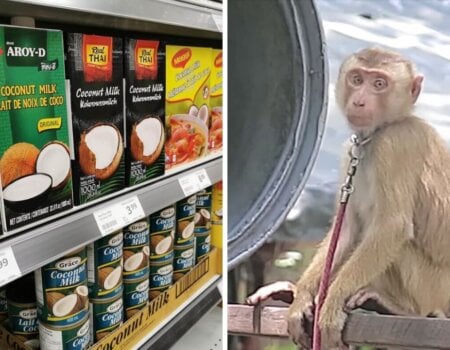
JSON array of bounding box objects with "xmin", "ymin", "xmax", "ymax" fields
[
  {"xmin": 165, "ymin": 45, "xmax": 212, "ymax": 169},
  {"xmin": 209, "ymin": 49, "xmax": 223, "ymax": 152}
]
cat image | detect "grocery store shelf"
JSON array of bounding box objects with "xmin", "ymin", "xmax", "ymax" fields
[
  {"xmin": 171, "ymin": 305, "xmax": 222, "ymax": 350},
  {"xmin": 0, "ymin": 0, "xmax": 222, "ymax": 38},
  {"xmin": 0, "ymin": 155, "xmax": 222, "ymax": 287},
  {"xmin": 135, "ymin": 275, "xmax": 222, "ymax": 350}
]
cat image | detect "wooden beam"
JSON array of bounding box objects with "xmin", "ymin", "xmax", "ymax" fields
[{"xmin": 228, "ymin": 304, "xmax": 450, "ymax": 349}]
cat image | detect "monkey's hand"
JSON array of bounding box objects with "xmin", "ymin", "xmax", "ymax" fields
[
  {"xmin": 246, "ymin": 281, "xmax": 296, "ymax": 305},
  {"xmin": 318, "ymin": 297, "xmax": 349, "ymax": 350},
  {"xmin": 287, "ymin": 289, "xmax": 314, "ymax": 349}
]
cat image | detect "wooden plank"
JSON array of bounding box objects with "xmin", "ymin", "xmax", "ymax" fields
[{"xmin": 228, "ymin": 304, "xmax": 450, "ymax": 349}]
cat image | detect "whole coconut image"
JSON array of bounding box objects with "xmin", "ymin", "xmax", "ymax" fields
[{"xmin": 0, "ymin": 25, "xmax": 73, "ymax": 232}]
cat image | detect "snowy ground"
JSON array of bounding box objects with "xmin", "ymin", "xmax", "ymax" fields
[{"xmin": 277, "ymin": 0, "xmax": 450, "ymax": 242}]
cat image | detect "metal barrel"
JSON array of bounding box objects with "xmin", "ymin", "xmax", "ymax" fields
[{"xmin": 228, "ymin": 0, "xmax": 328, "ymax": 268}]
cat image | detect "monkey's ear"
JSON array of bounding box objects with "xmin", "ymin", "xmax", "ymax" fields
[{"xmin": 411, "ymin": 75, "xmax": 424, "ymax": 103}]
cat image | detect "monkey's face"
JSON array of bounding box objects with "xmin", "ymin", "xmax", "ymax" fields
[{"xmin": 343, "ymin": 68, "xmax": 392, "ymax": 132}]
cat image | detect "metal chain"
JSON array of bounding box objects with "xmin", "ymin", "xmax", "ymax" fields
[{"xmin": 339, "ymin": 134, "xmax": 368, "ymax": 203}]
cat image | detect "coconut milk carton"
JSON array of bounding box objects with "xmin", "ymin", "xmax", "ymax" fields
[
  {"xmin": 66, "ymin": 34, "xmax": 125, "ymax": 205},
  {"xmin": 124, "ymin": 38, "xmax": 165, "ymax": 186},
  {"xmin": 165, "ymin": 45, "xmax": 212, "ymax": 169},
  {"xmin": 0, "ymin": 25, "xmax": 73, "ymax": 232},
  {"xmin": 209, "ymin": 49, "xmax": 222, "ymax": 152}
]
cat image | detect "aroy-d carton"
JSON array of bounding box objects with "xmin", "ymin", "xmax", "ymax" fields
[
  {"xmin": 124, "ymin": 38, "xmax": 165, "ymax": 186},
  {"xmin": 0, "ymin": 25, "xmax": 73, "ymax": 232},
  {"xmin": 66, "ymin": 34, "xmax": 125, "ymax": 205},
  {"xmin": 209, "ymin": 49, "xmax": 222, "ymax": 151},
  {"xmin": 165, "ymin": 45, "xmax": 212, "ymax": 169}
]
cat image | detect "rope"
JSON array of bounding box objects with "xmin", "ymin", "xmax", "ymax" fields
[
  {"xmin": 312, "ymin": 201, "xmax": 348, "ymax": 350},
  {"xmin": 311, "ymin": 133, "xmax": 367, "ymax": 350}
]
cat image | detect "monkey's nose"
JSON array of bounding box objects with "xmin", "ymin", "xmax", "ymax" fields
[{"xmin": 353, "ymin": 101, "xmax": 365, "ymax": 107}]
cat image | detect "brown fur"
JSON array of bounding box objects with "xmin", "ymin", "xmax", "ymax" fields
[{"xmin": 287, "ymin": 48, "xmax": 450, "ymax": 349}]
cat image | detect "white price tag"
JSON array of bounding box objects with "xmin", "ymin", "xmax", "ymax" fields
[
  {"xmin": 212, "ymin": 14, "xmax": 223, "ymax": 32},
  {"xmin": 178, "ymin": 169, "xmax": 212, "ymax": 197},
  {"xmin": 0, "ymin": 247, "xmax": 21, "ymax": 286},
  {"xmin": 94, "ymin": 196, "xmax": 146, "ymax": 236},
  {"xmin": 195, "ymin": 168, "xmax": 212, "ymax": 189}
]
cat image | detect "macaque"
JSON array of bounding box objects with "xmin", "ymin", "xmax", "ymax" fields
[{"xmin": 249, "ymin": 48, "xmax": 450, "ymax": 349}]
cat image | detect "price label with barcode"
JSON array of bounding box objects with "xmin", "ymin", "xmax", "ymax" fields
[
  {"xmin": 178, "ymin": 169, "xmax": 212, "ymax": 196},
  {"xmin": 94, "ymin": 196, "xmax": 146, "ymax": 236},
  {"xmin": 0, "ymin": 247, "xmax": 21, "ymax": 286}
]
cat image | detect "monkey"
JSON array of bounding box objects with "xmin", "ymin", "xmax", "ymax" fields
[{"xmin": 248, "ymin": 47, "xmax": 450, "ymax": 350}]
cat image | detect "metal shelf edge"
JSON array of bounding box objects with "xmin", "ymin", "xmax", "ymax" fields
[
  {"xmin": 0, "ymin": 0, "xmax": 222, "ymax": 37},
  {"xmin": 0, "ymin": 156, "xmax": 222, "ymax": 286}
]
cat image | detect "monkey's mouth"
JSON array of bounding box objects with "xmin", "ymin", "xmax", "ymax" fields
[{"xmin": 348, "ymin": 115, "xmax": 372, "ymax": 128}]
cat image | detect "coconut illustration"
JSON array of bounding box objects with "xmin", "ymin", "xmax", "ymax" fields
[
  {"xmin": 46, "ymin": 291, "xmax": 65, "ymax": 311},
  {"xmin": 142, "ymin": 246, "xmax": 150, "ymax": 258},
  {"xmin": 124, "ymin": 252, "xmax": 147, "ymax": 272},
  {"xmin": 194, "ymin": 212, "xmax": 202, "ymax": 225},
  {"xmin": 0, "ymin": 142, "xmax": 39, "ymax": 187},
  {"xmin": 75, "ymin": 285, "xmax": 89, "ymax": 309},
  {"xmin": 99, "ymin": 266, "xmax": 122, "ymax": 290},
  {"xmin": 181, "ymin": 221, "xmax": 195, "ymax": 239},
  {"xmin": 195, "ymin": 209, "xmax": 211, "ymax": 226},
  {"xmin": 151, "ymin": 235, "xmax": 173, "ymax": 255},
  {"xmin": 130, "ymin": 117, "xmax": 165, "ymax": 165},
  {"xmin": 36, "ymin": 141, "xmax": 71, "ymax": 189},
  {"xmin": 3, "ymin": 173, "xmax": 52, "ymax": 212},
  {"xmin": 79, "ymin": 123, "xmax": 123, "ymax": 180},
  {"xmin": 214, "ymin": 208, "xmax": 223, "ymax": 218},
  {"xmin": 52, "ymin": 293, "xmax": 81, "ymax": 317}
]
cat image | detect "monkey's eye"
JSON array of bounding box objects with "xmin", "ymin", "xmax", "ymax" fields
[
  {"xmin": 374, "ymin": 78, "xmax": 387, "ymax": 90},
  {"xmin": 351, "ymin": 74, "xmax": 363, "ymax": 85}
]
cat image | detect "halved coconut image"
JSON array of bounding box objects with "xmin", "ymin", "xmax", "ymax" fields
[
  {"xmin": 131, "ymin": 117, "xmax": 165, "ymax": 166},
  {"xmin": 52, "ymin": 294, "xmax": 80, "ymax": 317},
  {"xmin": 200, "ymin": 209, "xmax": 211, "ymax": 220},
  {"xmin": 151, "ymin": 235, "xmax": 173, "ymax": 255},
  {"xmin": 194, "ymin": 212, "xmax": 202, "ymax": 225},
  {"xmin": 142, "ymin": 246, "xmax": 150, "ymax": 257},
  {"xmin": 181, "ymin": 221, "xmax": 195, "ymax": 239},
  {"xmin": 215, "ymin": 208, "xmax": 223, "ymax": 218},
  {"xmin": 99, "ymin": 266, "xmax": 122, "ymax": 290},
  {"xmin": 36, "ymin": 141, "xmax": 71, "ymax": 189},
  {"xmin": 3, "ymin": 173, "xmax": 52, "ymax": 212},
  {"xmin": 79, "ymin": 123, "xmax": 123, "ymax": 180},
  {"xmin": 124, "ymin": 252, "xmax": 146, "ymax": 272},
  {"xmin": 0, "ymin": 142, "xmax": 39, "ymax": 188},
  {"xmin": 195, "ymin": 209, "xmax": 211, "ymax": 226},
  {"xmin": 75, "ymin": 285, "xmax": 89, "ymax": 308}
]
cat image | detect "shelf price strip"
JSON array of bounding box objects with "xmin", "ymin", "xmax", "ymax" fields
[
  {"xmin": 178, "ymin": 169, "xmax": 212, "ymax": 197},
  {"xmin": 0, "ymin": 246, "xmax": 21, "ymax": 286},
  {"xmin": 94, "ymin": 196, "xmax": 146, "ymax": 236}
]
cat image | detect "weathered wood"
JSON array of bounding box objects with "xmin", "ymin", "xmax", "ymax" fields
[{"xmin": 228, "ymin": 304, "xmax": 450, "ymax": 349}]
